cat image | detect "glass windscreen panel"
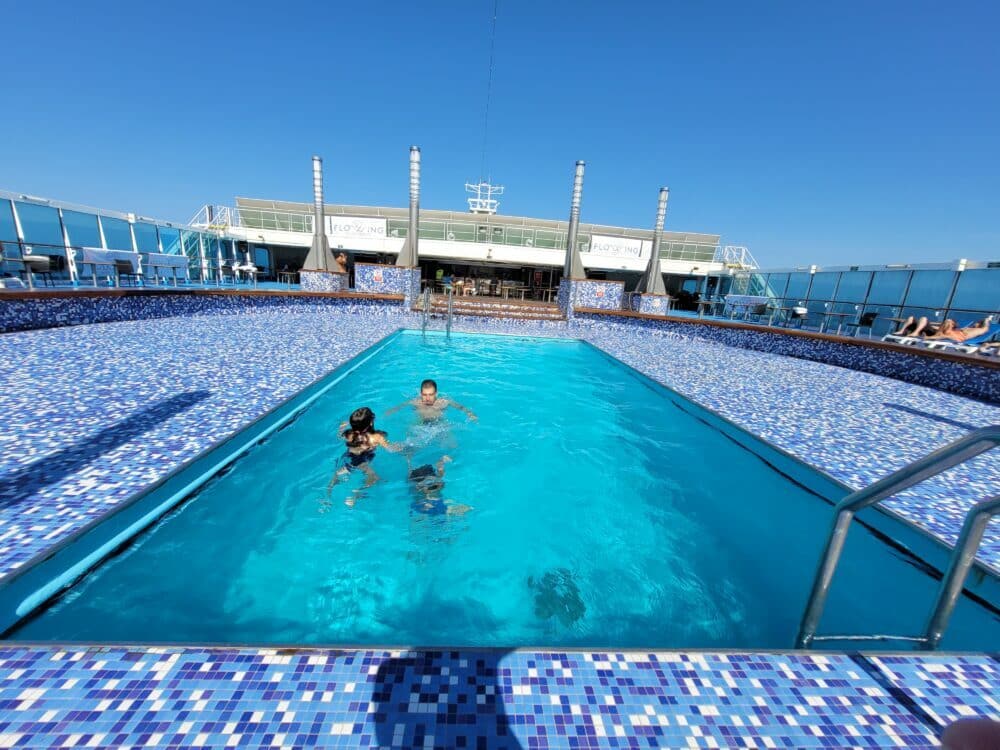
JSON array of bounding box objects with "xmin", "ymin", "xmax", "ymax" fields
[
  {"xmin": 102, "ymin": 217, "xmax": 133, "ymax": 250},
  {"xmin": 806, "ymin": 272, "xmax": 839, "ymax": 302},
  {"xmin": 833, "ymin": 271, "xmax": 872, "ymax": 304},
  {"xmin": 61, "ymin": 210, "xmax": 102, "ymax": 249},
  {"xmin": 947, "ymin": 269, "xmax": 999, "ymax": 314},
  {"xmin": 765, "ymin": 273, "xmax": 789, "ymax": 298},
  {"xmin": 134, "ymin": 223, "xmax": 160, "ymax": 253},
  {"xmin": 159, "ymin": 227, "xmax": 182, "ymax": 255},
  {"xmin": 867, "ymin": 271, "xmax": 910, "ymax": 306},
  {"xmin": 15, "ymin": 201, "xmax": 64, "ymax": 248},
  {"xmin": 784, "ymin": 272, "xmax": 812, "ymax": 301},
  {"xmin": 0, "ymin": 199, "xmax": 19, "ymax": 244},
  {"xmin": 903, "ymin": 270, "xmax": 955, "ymax": 310}
]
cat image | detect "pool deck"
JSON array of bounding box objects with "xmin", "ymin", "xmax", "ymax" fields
[{"xmin": 0, "ymin": 306, "xmax": 998, "ymax": 747}]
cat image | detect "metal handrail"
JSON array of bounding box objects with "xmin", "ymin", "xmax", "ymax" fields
[
  {"xmin": 421, "ymin": 287, "xmax": 431, "ymax": 332},
  {"xmin": 796, "ymin": 425, "xmax": 1000, "ymax": 649},
  {"xmin": 923, "ymin": 492, "xmax": 1000, "ymax": 649},
  {"xmin": 446, "ymin": 288, "xmax": 454, "ymax": 337}
]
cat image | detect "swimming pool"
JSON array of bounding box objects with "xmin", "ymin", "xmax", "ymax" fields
[{"xmin": 7, "ymin": 330, "xmax": 999, "ymax": 648}]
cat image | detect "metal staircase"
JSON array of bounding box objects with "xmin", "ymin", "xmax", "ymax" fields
[
  {"xmin": 188, "ymin": 205, "xmax": 240, "ymax": 232},
  {"xmin": 796, "ymin": 425, "xmax": 1000, "ymax": 650}
]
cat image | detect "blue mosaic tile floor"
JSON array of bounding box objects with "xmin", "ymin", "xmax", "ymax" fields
[
  {"xmin": 3, "ymin": 645, "xmax": 994, "ymax": 749},
  {"xmin": 1, "ymin": 307, "xmax": 998, "ymax": 747}
]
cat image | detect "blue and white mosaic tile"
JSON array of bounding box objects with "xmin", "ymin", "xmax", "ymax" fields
[
  {"xmin": 870, "ymin": 655, "xmax": 1000, "ymax": 727},
  {"xmin": 299, "ymin": 270, "xmax": 347, "ymax": 293},
  {"xmin": 0, "ymin": 292, "xmax": 402, "ymax": 334},
  {"xmin": 1, "ymin": 303, "xmax": 999, "ymax": 747},
  {"xmin": 630, "ymin": 294, "xmax": 671, "ymax": 316},
  {"xmin": 558, "ymin": 279, "xmax": 624, "ymax": 317},
  {"xmin": 0, "ymin": 305, "xmax": 402, "ymax": 578},
  {"xmin": 354, "ymin": 264, "xmax": 421, "ymax": 303},
  {"xmin": 0, "ymin": 646, "xmax": 958, "ymax": 749}
]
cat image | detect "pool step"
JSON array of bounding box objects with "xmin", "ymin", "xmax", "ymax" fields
[{"xmin": 413, "ymin": 296, "xmax": 566, "ymax": 321}]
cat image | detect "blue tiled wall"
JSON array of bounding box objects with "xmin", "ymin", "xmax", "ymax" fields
[
  {"xmin": 299, "ymin": 270, "xmax": 347, "ymax": 292},
  {"xmin": 574, "ymin": 312, "xmax": 1000, "ymax": 404},
  {"xmin": 354, "ymin": 264, "xmax": 422, "ymax": 304},
  {"xmin": 557, "ymin": 279, "xmax": 625, "ymax": 318},
  {"xmin": 631, "ymin": 293, "xmax": 671, "ymax": 315},
  {"xmin": 0, "ymin": 293, "xmax": 403, "ymax": 333}
]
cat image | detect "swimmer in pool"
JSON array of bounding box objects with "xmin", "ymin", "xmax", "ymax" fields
[
  {"xmin": 386, "ymin": 379, "xmax": 477, "ymax": 423},
  {"xmin": 407, "ymin": 456, "xmax": 471, "ymax": 516},
  {"xmin": 328, "ymin": 406, "xmax": 403, "ymax": 504}
]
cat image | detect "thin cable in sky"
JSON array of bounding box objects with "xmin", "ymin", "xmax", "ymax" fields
[{"xmin": 479, "ymin": 0, "xmax": 499, "ymax": 183}]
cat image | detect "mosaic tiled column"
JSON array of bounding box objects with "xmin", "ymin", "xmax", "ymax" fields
[
  {"xmin": 558, "ymin": 279, "xmax": 625, "ymax": 319},
  {"xmin": 299, "ymin": 270, "xmax": 347, "ymax": 293},
  {"xmin": 630, "ymin": 293, "xmax": 672, "ymax": 316},
  {"xmin": 354, "ymin": 263, "xmax": 422, "ymax": 305}
]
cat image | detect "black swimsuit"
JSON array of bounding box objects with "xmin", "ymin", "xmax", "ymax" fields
[
  {"xmin": 342, "ymin": 429, "xmax": 385, "ymax": 469},
  {"xmin": 346, "ymin": 449, "xmax": 376, "ymax": 467}
]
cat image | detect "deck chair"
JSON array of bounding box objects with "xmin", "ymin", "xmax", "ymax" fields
[
  {"xmin": 784, "ymin": 306, "xmax": 809, "ymax": 328},
  {"xmin": 976, "ymin": 340, "xmax": 1000, "ymax": 358},
  {"xmin": 114, "ymin": 259, "xmax": 142, "ymax": 287},
  {"xmin": 844, "ymin": 311, "xmax": 878, "ymax": 338},
  {"xmin": 21, "ymin": 254, "xmax": 56, "ymax": 287},
  {"xmin": 921, "ymin": 320, "xmax": 999, "ymax": 354},
  {"xmin": 746, "ymin": 303, "xmax": 770, "ymax": 323}
]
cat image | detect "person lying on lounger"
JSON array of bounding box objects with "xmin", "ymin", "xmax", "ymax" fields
[
  {"xmin": 892, "ymin": 316, "xmax": 990, "ymax": 342},
  {"xmin": 892, "ymin": 315, "xmax": 947, "ymax": 338},
  {"xmin": 923, "ymin": 318, "xmax": 991, "ymax": 343}
]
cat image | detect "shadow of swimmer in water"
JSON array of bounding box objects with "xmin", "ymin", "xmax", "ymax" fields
[{"xmin": 528, "ymin": 568, "xmax": 587, "ymax": 627}]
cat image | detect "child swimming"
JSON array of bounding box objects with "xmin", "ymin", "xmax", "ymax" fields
[
  {"xmin": 328, "ymin": 407, "xmax": 401, "ymax": 505},
  {"xmin": 407, "ymin": 456, "xmax": 471, "ymax": 516}
]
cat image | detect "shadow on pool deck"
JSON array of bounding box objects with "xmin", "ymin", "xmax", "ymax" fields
[
  {"xmin": 373, "ymin": 649, "xmax": 521, "ymax": 749},
  {"xmin": 882, "ymin": 402, "xmax": 982, "ymax": 432},
  {"xmin": 0, "ymin": 390, "xmax": 212, "ymax": 508}
]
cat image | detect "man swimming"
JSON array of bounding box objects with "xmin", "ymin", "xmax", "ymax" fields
[{"xmin": 386, "ymin": 379, "xmax": 477, "ymax": 423}]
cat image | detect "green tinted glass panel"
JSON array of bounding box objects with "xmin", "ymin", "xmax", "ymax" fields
[
  {"xmin": 448, "ymin": 223, "xmax": 476, "ymax": 241},
  {"xmin": 419, "ymin": 220, "xmax": 445, "ymax": 240},
  {"xmin": 534, "ymin": 229, "xmax": 561, "ymax": 249}
]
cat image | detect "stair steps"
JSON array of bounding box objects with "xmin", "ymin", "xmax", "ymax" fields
[{"xmin": 413, "ymin": 295, "xmax": 565, "ymax": 321}]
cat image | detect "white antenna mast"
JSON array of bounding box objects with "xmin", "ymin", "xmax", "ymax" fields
[
  {"xmin": 466, "ymin": 0, "xmax": 504, "ymax": 215},
  {"xmin": 465, "ymin": 181, "xmax": 504, "ymax": 214}
]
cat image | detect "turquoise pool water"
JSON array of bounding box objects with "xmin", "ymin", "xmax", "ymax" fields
[{"xmin": 9, "ymin": 331, "xmax": 999, "ymax": 648}]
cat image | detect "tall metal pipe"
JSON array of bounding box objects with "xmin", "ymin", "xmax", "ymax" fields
[
  {"xmin": 398, "ymin": 146, "xmax": 420, "ymax": 267},
  {"xmin": 303, "ymin": 155, "xmax": 332, "ymax": 271},
  {"xmin": 563, "ymin": 161, "xmax": 586, "ymax": 279},
  {"xmin": 636, "ymin": 188, "xmax": 669, "ymax": 295}
]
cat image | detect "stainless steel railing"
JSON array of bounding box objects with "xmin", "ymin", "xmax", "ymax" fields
[
  {"xmin": 421, "ymin": 287, "xmax": 431, "ymax": 332},
  {"xmin": 796, "ymin": 425, "xmax": 1000, "ymax": 649},
  {"xmin": 446, "ymin": 288, "xmax": 454, "ymax": 337}
]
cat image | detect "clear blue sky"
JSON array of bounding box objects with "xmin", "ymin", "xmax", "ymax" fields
[{"xmin": 3, "ymin": 0, "xmax": 998, "ymax": 267}]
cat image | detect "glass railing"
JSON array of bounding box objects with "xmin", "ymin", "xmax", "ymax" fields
[{"xmin": 242, "ymin": 207, "xmax": 718, "ymax": 260}]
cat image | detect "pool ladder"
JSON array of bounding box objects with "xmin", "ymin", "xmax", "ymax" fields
[
  {"xmin": 419, "ymin": 287, "xmax": 454, "ymax": 338},
  {"xmin": 796, "ymin": 425, "xmax": 1000, "ymax": 650}
]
